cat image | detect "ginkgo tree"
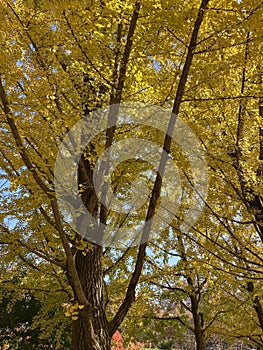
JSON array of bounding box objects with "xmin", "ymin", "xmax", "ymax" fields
[
  {"xmin": 0, "ymin": 0, "xmax": 211, "ymax": 348},
  {"xmin": 1, "ymin": 0, "xmax": 263, "ymax": 349},
  {"xmin": 120, "ymin": 1, "xmax": 263, "ymax": 349},
  {"xmin": 187, "ymin": 0, "xmax": 263, "ymax": 336},
  {"xmin": 172, "ymin": 0, "xmax": 263, "ymax": 346}
]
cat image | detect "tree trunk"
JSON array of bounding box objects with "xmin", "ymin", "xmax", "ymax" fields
[
  {"xmin": 247, "ymin": 281, "xmax": 263, "ymax": 332},
  {"xmin": 190, "ymin": 294, "xmax": 206, "ymax": 350},
  {"xmin": 71, "ymin": 148, "xmax": 110, "ymax": 349},
  {"xmin": 71, "ymin": 246, "xmax": 110, "ymax": 350}
]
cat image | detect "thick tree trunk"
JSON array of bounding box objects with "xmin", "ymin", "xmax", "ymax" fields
[
  {"xmin": 71, "ymin": 246, "xmax": 110, "ymax": 350},
  {"xmin": 71, "ymin": 148, "xmax": 110, "ymax": 349},
  {"xmin": 190, "ymin": 294, "xmax": 206, "ymax": 350},
  {"xmin": 247, "ymin": 281, "xmax": 263, "ymax": 332}
]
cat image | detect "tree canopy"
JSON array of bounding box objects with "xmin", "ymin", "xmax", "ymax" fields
[{"xmin": 0, "ymin": 0, "xmax": 263, "ymax": 349}]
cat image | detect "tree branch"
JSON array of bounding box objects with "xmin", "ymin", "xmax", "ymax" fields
[{"xmin": 109, "ymin": 0, "xmax": 210, "ymax": 336}]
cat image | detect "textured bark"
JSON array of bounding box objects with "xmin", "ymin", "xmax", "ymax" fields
[
  {"xmin": 190, "ymin": 293, "xmax": 206, "ymax": 350},
  {"xmin": 247, "ymin": 281, "xmax": 263, "ymax": 332},
  {"xmin": 71, "ymin": 247, "xmax": 110, "ymax": 350},
  {"xmin": 71, "ymin": 149, "xmax": 109, "ymax": 350}
]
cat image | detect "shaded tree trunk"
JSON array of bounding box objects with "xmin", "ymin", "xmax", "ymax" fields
[
  {"xmin": 70, "ymin": 142, "xmax": 110, "ymax": 349},
  {"xmin": 184, "ymin": 273, "xmax": 206, "ymax": 350},
  {"xmin": 190, "ymin": 293, "xmax": 206, "ymax": 350},
  {"xmin": 247, "ymin": 281, "xmax": 263, "ymax": 332},
  {"xmin": 71, "ymin": 247, "xmax": 110, "ymax": 350}
]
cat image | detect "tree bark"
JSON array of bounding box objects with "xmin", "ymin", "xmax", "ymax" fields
[
  {"xmin": 247, "ymin": 281, "xmax": 263, "ymax": 332},
  {"xmin": 71, "ymin": 148, "xmax": 109, "ymax": 350},
  {"xmin": 71, "ymin": 246, "xmax": 110, "ymax": 350},
  {"xmin": 190, "ymin": 293, "xmax": 206, "ymax": 350}
]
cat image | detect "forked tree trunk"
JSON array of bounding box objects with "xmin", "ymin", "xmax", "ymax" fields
[
  {"xmin": 71, "ymin": 144, "xmax": 110, "ymax": 349},
  {"xmin": 190, "ymin": 294, "xmax": 206, "ymax": 350},
  {"xmin": 69, "ymin": 0, "xmax": 210, "ymax": 348},
  {"xmin": 71, "ymin": 246, "xmax": 110, "ymax": 350}
]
